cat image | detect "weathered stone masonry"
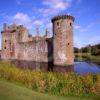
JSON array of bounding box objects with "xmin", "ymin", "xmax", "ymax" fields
[{"xmin": 1, "ymin": 15, "xmax": 75, "ymax": 72}]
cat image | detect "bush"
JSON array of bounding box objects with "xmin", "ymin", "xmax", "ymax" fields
[{"xmin": 0, "ymin": 61, "xmax": 100, "ymax": 96}]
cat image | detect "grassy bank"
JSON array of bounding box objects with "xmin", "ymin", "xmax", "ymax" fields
[
  {"xmin": 0, "ymin": 79, "xmax": 99, "ymax": 100},
  {"xmin": 75, "ymin": 53, "xmax": 100, "ymax": 62},
  {"xmin": 0, "ymin": 61, "xmax": 100, "ymax": 97}
]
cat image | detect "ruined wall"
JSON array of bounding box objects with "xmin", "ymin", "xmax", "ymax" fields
[
  {"xmin": 1, "ymin": 24, "xmax": 32, "ymax": 60},
  {"xmin": 16, "ymin": 38, "xmax": 49, "ymax": 62},
  {"xmin": 16, "ymin": 25, "xmax": 30, "ymax": 42}
]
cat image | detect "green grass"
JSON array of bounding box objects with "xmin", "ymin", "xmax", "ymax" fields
[
  {"xmin": 75, "ymin": 53, "xmax": 100, "ymax": 61},
  {"xmin": 0, "ymin": 79, "xmax": 99, "ymax": 100},
  {"xmin": 0, "ymin": 61, "xmax": 100, "ymax": 96}
]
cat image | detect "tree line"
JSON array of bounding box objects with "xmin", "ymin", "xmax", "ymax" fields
[{"xmin": 74, "ymin": 43, "xmax": 100, "ymax": 56}]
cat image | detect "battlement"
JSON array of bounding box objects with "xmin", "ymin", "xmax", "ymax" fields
[
  {"xmin": 1, "ymin": 24, "xmax": 26, "ymax": 33},
  {"xmin": 51, "ymin": 15, "xmax": 75, "ymax": 22},
  {"xmin": 1, "ymin": 24, "xmax": 50, "ymax": 39}
]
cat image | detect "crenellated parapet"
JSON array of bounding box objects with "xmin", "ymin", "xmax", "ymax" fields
[
  {"xmin": 1, "ymin": 24, "xmax": 25, "ymax": 33},
  {"xmin": 51, "ymin": 15, "xmax": 75, "ymax": 22}
]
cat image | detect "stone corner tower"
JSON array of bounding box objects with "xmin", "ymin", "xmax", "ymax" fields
[
  {"xmin": 1, "ymin": 23, "xmax": 11, "ymax": 59},
  {"xmin": 1, "ymin": 23, "xmax": 17, "ymax": 60},
  {"xmin": 51, "ymin": 15, "xmax": 75, "ymax": 66}
]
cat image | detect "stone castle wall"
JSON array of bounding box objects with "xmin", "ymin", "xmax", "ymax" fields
[
  {"xmin": 16, "ymin": 38, "xmax": 49, "ymax": 62},
  {"xmin": 1, "ymin": 15, "xmax": 74, "ymax": 71}
]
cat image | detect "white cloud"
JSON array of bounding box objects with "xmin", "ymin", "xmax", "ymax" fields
[
  {"xmin": 13, "ymin": 12, "xmax": 31, "ymax": 24},
  {"xmin": 38, "ymin": 7, "xmax": 61, "ymax": 18},
  {"xmin": 43, "ymin": 0, "xmax": 70, "ymax": 10},
  {"xmin": 79, "ymin": 28, "xmax": 88, "ymax": 32},
  {"xmin": 74, "ymin": 25, "xmax": 80, "ymax": 29},
  {"xmin": 74, "ymin": 24, "xmax": 88, "ymax": 32},
  {"xmin": 10, "ymin": 12, "xmax": 47, "ymax": 31},
  {"xmin": 37, "ymin": 0, "xmax": 74, "ymax": 21},
  {"xmin": 46, "ymin": 23, "xmax": 52, "ymax": 29},
  {"xmin": 13, "ymin": 12, "xmax": 35, "ymax": 29},
  {"xmin": 33, "ymin": 20, "xmax": 43, "ymax": 26}
]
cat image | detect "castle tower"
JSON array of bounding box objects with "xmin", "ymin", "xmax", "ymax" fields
[
  {"xmin": 44, "ymin": 28, "xmax": 50, "ymax": 38},
  {"xmin": 45, "ymin": 28, "xmax": 49, "ymax": 37},
  {"xmin": 1, "ymin": 23, "xmax": 11, "ymax": 59},
  {"xmin": 51, "ymin": 15, "xmax": 75, "ymax": 66}
]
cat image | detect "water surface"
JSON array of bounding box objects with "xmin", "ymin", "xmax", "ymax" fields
[{"xmin": 74, "ymin": 62, "xmax": 100, "ymax": 74}]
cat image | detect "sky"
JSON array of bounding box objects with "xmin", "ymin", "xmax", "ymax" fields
[{"xmin": 0, "ymin": 0, "xmax": 100, "ymax": 48}]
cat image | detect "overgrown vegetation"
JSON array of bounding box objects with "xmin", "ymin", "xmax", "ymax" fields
[
  {"xmin": 0, "ymin": 61, "xmax": 100, "ymax": 97},
  {"xmin": 74, "ymin": 44, "xmax": 100, "ymax": 62},
  {"xmin": 74, "ymin": 44, "xmax": 100, "ymax": 56},
  {"xmin": 75, "ymin": 53, "xmax": 100, "ymax": 61}
]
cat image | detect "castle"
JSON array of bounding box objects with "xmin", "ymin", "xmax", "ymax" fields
[{"xmin": 1, "ymin": 15, "xmax": 75, "ymax": 71}]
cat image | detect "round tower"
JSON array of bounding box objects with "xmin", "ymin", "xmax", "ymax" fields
[{"xmin": 51, "ymin": 15, "xmax": 75, "ymax": 66}]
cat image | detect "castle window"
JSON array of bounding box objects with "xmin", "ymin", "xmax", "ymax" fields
[
  {"xmin": 68, "ymin": 43, "xmax": 70, "ymax": 45},
  {"xmin": 70, "ymin": 22, "xmax": 72, "ymax": 26},
  {"xmin": 4, "ymin": 47, "xmax": 6, "ymax": 49},
  {"xmin": 5, "ymin": 40, "xmax": 7, "ymax": 42},
  {"xmin": 57, "ymin": 22, "xmax": 60, "ymax": 26}
]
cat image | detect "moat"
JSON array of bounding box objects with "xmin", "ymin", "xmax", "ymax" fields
[
  {"xmin": 10, "ymin": 60, "xmax": 100, "ymax": 74},
  {"xmin": 74, "ymin": 62, "xmax": 100, "ymax": 74}
]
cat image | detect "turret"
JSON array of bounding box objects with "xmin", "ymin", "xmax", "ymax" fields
[
  {"xmin": 1, "ymin": 23, "xmax": 12, "ymax": 59},
  {"xmin": 35, "ymin": 27, "xmax": 40, "ymax": 37},
  {"xmin": 51, "ymin": 15, "xmax": 75, "ymax": 66},
  {"xmin": 44, "ymin": 28, "xmax": 50, "ymax": 38},
  {"xmin": 8, "ymin": 24, "xmax": 16, "ymax": 33},
  {"xmin": 3, "ymin": 23, "xmax": 7, "ymax": 32}
]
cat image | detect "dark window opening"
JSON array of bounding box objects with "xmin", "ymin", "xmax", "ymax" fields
[
  {"xmin": 57, "ymin": 22, "xmax": 60, "ymax": 26},
  {"xmin": 5, "ymin": 40, "xmax": 7, "ymax": 42},
  {"xmin": 68, "ymin": 43, "xmax": 70, "ymax": 45},
  {"xmin": 4, "ymin": 47, "xmax": 6, "ymax": 49},
  {"xmin": 70, "ymin": 22, "xmax": 72, "ymax": 26}
]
